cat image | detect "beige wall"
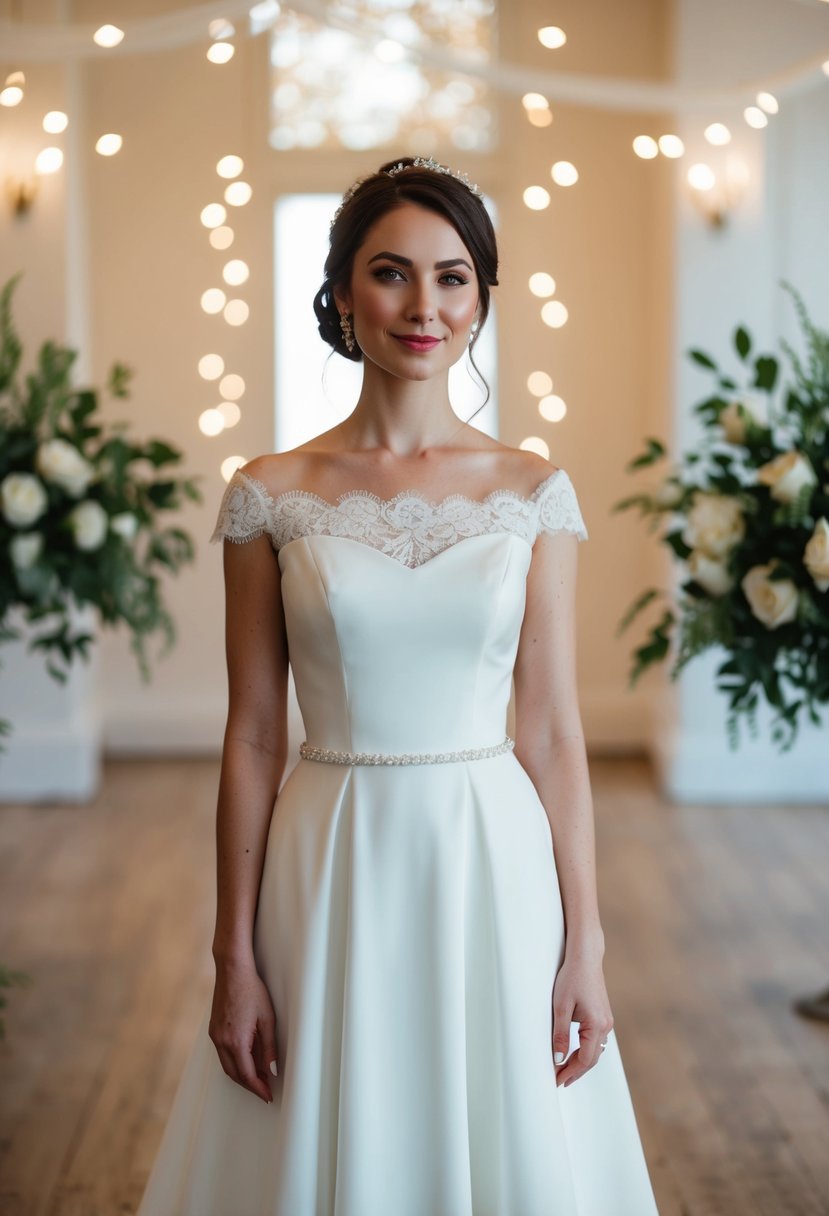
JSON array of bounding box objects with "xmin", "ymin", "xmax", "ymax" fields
[{"xmin": 2, "ymin": 0, "xmax": 676, "ymax": 755}]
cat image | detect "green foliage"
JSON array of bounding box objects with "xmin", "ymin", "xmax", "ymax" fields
[
  {"xmin": 0, "ymin": 273, "xmax": 204, "ymax": 751},
  {"xmin": 614, "ymin": 283, "xmax": 829, "ymax": 753}
]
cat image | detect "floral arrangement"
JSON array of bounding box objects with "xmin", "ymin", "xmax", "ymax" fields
[
  {"xmin": 614, "ymin": 283, "xmax": 829, "ymax": 753},
  {"xmin": 0, "ymin": 271, "xmax": 202, "ymax": 749}
]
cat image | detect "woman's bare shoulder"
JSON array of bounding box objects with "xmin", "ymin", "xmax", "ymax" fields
[{"xmin": 494, "ymin": 446, "xmax": 562, "ymax": 496}]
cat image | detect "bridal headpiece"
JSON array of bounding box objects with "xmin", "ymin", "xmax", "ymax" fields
[{"xmin": 330, "ymin": 156, "xmax": 483, "ymax": 231}]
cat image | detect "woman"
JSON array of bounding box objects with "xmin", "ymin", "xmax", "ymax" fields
[{"xmin": 136, "ymin": 156, "xmax": 659, "ymax": 1215}]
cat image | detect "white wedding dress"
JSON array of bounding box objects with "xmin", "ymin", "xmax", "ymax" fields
[{"xmin": 135, "ymin": 465, "xmax": 659, "ymax": 1216}]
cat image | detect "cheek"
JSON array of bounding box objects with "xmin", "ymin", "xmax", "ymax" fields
[
  {"xmin": 444, "ymin": 294, "xmax": 479, "ymax": 331},
  {"xmin": 354, "ymin": 286, "xmax": 396, "ymax": 328}
]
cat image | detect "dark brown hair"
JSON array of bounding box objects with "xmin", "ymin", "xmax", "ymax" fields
[{"xmin": 312, "ymin": 156, "xmax": 499, "ymax": 406}]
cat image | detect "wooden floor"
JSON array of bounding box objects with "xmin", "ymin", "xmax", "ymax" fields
[{"xmin": 1, "ymin": 756, "xmax": 828, "ymax": 1215}]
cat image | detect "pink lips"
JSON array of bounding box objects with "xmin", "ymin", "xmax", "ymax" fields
[{"xmin": 393, "ymin": 335, "xmax": 442, "ymax": 352}]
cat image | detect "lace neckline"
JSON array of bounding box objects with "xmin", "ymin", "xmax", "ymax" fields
[{"xmin": 237, "ymin": 467, "xmax": 563, "ymax": 512}]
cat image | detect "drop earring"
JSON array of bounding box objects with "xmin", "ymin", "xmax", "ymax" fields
[{"xmin": 340, "ymin": 312, "xmax": 356, "ymax": 353}]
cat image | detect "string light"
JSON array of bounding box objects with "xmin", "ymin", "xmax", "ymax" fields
[
  {"xmin": 704, "ymin": 123, "xmax": 731, "ymax": 145},
  {"xmin": 523, "ymin": 186, "xmax": 551, "ymax": 210},
  {"xmin": 537, "ymin": 26, "xmax": 566, "ymax": 49},
  {"xmin": 551, "ymin": 161, "xmax": 578, "ymax": 186},
  {"xmin": 219, "ymin": 374, "xmax": 245, "ymax": 400},
  {"xmin": 225, "ymin": 181, "xmax": 252, "ymax": 206},
  {"xmin": 210, "ymin": 226, "xmax": 234, "ymax": 249},
  {"xmin": 93, "ymin": 25, "xmax": 124, "ymax": 48},
  {"xmin": 224, "ymin": 299, "xmax": 249, "ymax": 326},
  {"xmin": 199, "ymin": 408, "xmax": 226, "ymax": 436},
  {"xmin": 94, "ymin": 133, "xmax": 122, "ymax": 156},
  {"xmin": 198, "ymin": 354, "xmax": 225, "ymax": 380},
  {"xmin": 528, "ymin": 371, "xmax": 553, "ymax": 397},
  {"xmin": 217, "ymin": 155, "xmax": 244, "ymax": 178},
  {"xmin": 221, "ymin": 455, "xmax": 247, "ymax": 481},
  {"xmin": 519, "ymin": 436, "xmax": 550, "ymax": 459},
  {"xmin": 43, "ymin": 111, "xmax": 68, "ymax": 133},
  {"xmin": 207, "ymin": 42, "xmax": 235, "ymax": 64},
  {"xmin": 222, "ymin": 259, "xmax": 249, "ymax": 286},
  {"xmin": 529, "ymin": 272, "xmax": 556, "ymax": 298},
  {"xmin": 744, "ymin": 106, "xmax": 768, "ymax": 128},
  {"xmin": 687, "ymin": 163, "xmax": 715, "ymax": 191},
  {"xmin": 201, "ymin": 203, "xmax": 227, "ymax": 228},
  {"xmin": 633, "ymin": 135, "xmax": 658, "ymax": 159},
  {"xmin": 541, "ymin": 300, "xmax": 568, "ymax": 328},
  {"xmin": 35, "ymin": 147, "xmax": 63, "ymax": 174},
  {"xmin": 756, "ymin": 92, "xmax": 778, "ymax": 114},
  {"xmin": 658, "ymin": 134, "xmax": 684, "ymax": 158},
  {"xmin": 538, "ymin": 394, "xmax": 566, "ymax": 422},
  {"xmin": 201, "ymin": 288, "xmax": 227, "ymax": 314}
]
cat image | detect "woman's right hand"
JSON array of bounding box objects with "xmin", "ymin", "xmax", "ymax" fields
[{"xmin": 208, "ymin": 955, "xmax": 279, "ymax": 1105}]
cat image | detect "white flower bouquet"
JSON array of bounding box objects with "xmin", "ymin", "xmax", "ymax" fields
[
  {"xmin": 615, "ymin": 283, "xmax": 829, "ymax": 752},
  {"xmin": 0, "ymin": 271, "xmax": 202, "ymax": 749}
]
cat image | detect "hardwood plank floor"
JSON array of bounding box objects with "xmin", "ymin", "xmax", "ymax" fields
[{"xmin": 0, "ymin": 756, "xmax": 827, "ymax": 1215}]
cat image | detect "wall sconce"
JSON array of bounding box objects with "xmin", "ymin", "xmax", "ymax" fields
[
  {"xmin": 6, "ymin": 175, "xmax": 38, "ymax": 216},
  {"xmin": 686, "ymin": 158, "xmax": 750, "ymax": 229}
]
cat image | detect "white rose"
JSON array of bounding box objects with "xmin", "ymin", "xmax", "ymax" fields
[
  {"xmin": 682, "ymin": 492, "xmax": 746, "ymax": 559},
  {"xmin": 10, "ymin": 531, "xmax": 44, "ymax": 570},
  {"xmin": 741, "ymin": 561, "xmax": 799, "ymax": 629},
  {"xmin": 688, "ymin": 550, "xmax": 734, "ymax": 597},
  {"xmin": 804, "ymin": 517, "xmax": 829, "ymax": 593},
  {"xmin": 720, "ymin": 393, "xmax": 769, "ymax": 444},
  {"xmin": 110, "ymin": 511, "xmax": 139, "ymax": 541},
  {"xmin": 36, "ymin": 438, "xmax": 95, "ymax": 498},
  {"xmin": 654, "ymin": 478, "xmax": 684, "ymax": 509},
  {"xmin": 68, "ymin": 499, "xmax": 108, "ymax": 551},
  {"xmin": 0, "ymin": 472, "xmax": 48, "ymax": 527},
  {"xmin": 756, "ymin": 451, "xmax": 817, "ymax": 503}
]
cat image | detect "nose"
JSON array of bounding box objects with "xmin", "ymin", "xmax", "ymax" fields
[{"xmin": 405, "ymin": 278, "xmax": 436, "ymax": 324}]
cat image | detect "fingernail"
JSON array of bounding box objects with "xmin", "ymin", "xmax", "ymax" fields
[
  {"xmin": 554, "ymin": 1051, "xmax": 565, "ymax": 1064},
  {"xmin": 270, "ymin": 1060, "xmax": 278, "ymax": 1076}
]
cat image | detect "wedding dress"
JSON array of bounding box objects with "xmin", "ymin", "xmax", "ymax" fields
[{"xmin": 135, "ymin": 465, "xmax": 659, "ymax": 1216}]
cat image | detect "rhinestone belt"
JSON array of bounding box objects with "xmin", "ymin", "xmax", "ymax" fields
[{"xmin": 299, "ymin": 736, "xmax": 515, "ymax": 766}]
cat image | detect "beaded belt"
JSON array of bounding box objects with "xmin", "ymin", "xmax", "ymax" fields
[{"xmin": 299, "ymin": 736, "xmax": 515, "ymax": 766}]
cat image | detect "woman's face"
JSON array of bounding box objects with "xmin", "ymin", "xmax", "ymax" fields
[{"xmin": 334, "ymin": 202, "xmax": 481, "ymax": 383}]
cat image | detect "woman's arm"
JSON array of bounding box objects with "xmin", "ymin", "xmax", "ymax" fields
[
  {"xmin": 209, "ymin": 522, "xmax": 289, "ymax": 1103},
  {"xmin": 512, "ymin": 524, "xmax": 613, "ymax": 1087}
]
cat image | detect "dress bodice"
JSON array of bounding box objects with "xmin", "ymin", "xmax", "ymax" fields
[{"xmin": 210, "ymin": 467, "xmax": 588, "ymax": 755}]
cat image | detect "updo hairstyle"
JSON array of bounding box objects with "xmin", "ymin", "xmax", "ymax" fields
[{"xmin": 313, "ymin": 157, "xmax": 499, "ymax": 389}]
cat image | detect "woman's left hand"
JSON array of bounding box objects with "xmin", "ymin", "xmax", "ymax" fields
[{"xmin": 551, "ymin": 950, "xmax": 614, "ymax": 1088}]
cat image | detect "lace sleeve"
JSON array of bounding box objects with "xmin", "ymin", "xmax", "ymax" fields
[
  {"xmin": 535, "ymin": 469, "xmax": 588, "ymax": 542},
  {"xmin": 209, "ymin": 469, "xmax": 272, "ymax": 544}
]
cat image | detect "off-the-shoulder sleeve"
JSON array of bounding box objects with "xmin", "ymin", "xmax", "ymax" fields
[
  {"xmin": 535, "ymin": 469, "xmax": 588, "ymax": 542},
  {"xmin": 209, "ymin": 469, "xmax": 272, "ymax": 544}
]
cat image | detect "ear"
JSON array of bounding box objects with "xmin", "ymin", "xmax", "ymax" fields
[{"xmin": 333, "ymin": 284, "xmax": 352, "ymax": 315}]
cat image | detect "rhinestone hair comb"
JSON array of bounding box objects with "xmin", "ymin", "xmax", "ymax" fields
[{"xmin": 330, "ymin": 156, "xmax": 483, "ymax": 230}]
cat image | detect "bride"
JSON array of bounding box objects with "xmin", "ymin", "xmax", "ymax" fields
[{"xmin": 136, "ymin": 155, "xmax": 659, "ymax": 1216}]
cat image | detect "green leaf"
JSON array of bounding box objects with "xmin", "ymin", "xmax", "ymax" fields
[
  {"xmin": 753, "ymin": 356, "xmax": 778, "ymax": 391},
  {"xmin": 688, "ymin": 348, "xmax": 718, "ymax": 370},
  {"xmin": 734, "ymin": 327, "xmax": 751, "ymax": 360}
]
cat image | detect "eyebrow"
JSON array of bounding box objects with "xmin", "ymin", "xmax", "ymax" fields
[{"xmin": 367, "ymin": 251, "xmax": 473, "ymax": 272}]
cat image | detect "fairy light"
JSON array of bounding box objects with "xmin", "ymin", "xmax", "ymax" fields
[
  {"xmin": 95, "ymin": 133, "xmax": 122, "ymax": 156},
  {"xmin": 744, "ymin": 106, "xmax": 768, "ymax": 129},
  {"xmin": 198, "ymin": 354, "xmax": 225, "ymax": 380},
  {"xmin": 529, "ymin": 272, "xmax": 556, "ymax": 298},
  {"xmin": 199, "ymin": 408, "xmax": 226, "ymax": 436},
  {"xmin": 219, "ymin": 374, "xmax": 245, "ymax": 400},
  {"xmin": 221, "ymin": 455, "xmax": 247, "ymax": 481},
  {"xmin": 201, "ymin": 203, "xmax": 227, "ymax": 228},
  {"xmin": 519, "ymin": 436, "xmax": 550, "ymax": 459},
  {"xmin": 523, "ymin": 186, "xmax": 551, "ymax": 210},
  {"xmin": 632, "ymin": 135, "xmax": 658, "ymax": 159},
  {"xmin": 217, "ymin": 155, "xmax": 244, "ymax": 178},
  {"xmin": 704, "ymin": 123, "xmax": 731, "ymax": 146},
  {"xmin": 527, "ymin": 109, "xmax": 553, "ymax": 129},
  {"xmin": 207, "ymin": 42, "xmax": 235, "ymax": 64},
  {"xmin": 43, "ymin": 111, "xmax": 68, "ymax": 133},
  {"xmin": 225, "ymin": 181, "xmax": 252, "ymax": 206},
  {"xmin": 210, "ymin": 227, "xmax": 234, "ymax": 250},
  {"xmin": 537, "ymin": 26, "xmax": 566, "ymax": 49},
  {"xmin": 541, "ymin": 300, "xmax": 568, "ymax": 328},
  {"xmin": 217, "ymin": 402, "xmax": 241, "ymax": 427},
  {"xmin": 222, "ymin": 259, "xmax": 249, "ymax": 286},
  {"xmin": 687, "ymin": 163, "xmax": 715, "ymax": 191},
  {"xmin": 658, "ymin": 134, "xmax": 684, "ymax": 158},
  {"xmin": 93, "ymin": 24, "xmax": 124, "ymax": 48},
  {"xmin": 756, "ymin": 92, "xmax": 778, "ymax": 114},
  {"xmin": 538, "ymin": 394, "xmax": 567, "ymax": 422},
  {"xmin": 551, "ymin": 161, "xmax": 578, "ymax": 186},
  {"xmin": 35, "ymin": 147, "xmax": 63, "ymax": 174},
  {"xmin": 528, "ymin": 371, "xmax": 553, "ymax": 397},
  {"xmin": 522, "ymin": 92, "xmax": 549, "ymax": 112},
  {"xmin": 201, "ymin": 288, "xmax": 227, "ymax": 314},
  {"xmin": 224, "ymin": 299, "xmax": 249, "ymax": 326}
]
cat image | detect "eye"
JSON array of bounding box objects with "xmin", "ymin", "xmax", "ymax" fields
[
  {"xmin": 440, "ymin": 272, "xmax": 469, "ymax": 286},
  {"xmin": 372, "ymin": 266, "xmax": 405, "ymax": 281}
]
